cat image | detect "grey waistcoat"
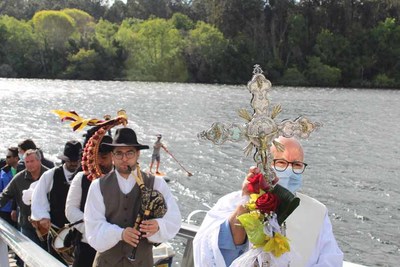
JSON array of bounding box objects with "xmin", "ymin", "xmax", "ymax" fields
[{"xmin": 93, "ymin": 171, "xmax": 155, "ymax": 267}]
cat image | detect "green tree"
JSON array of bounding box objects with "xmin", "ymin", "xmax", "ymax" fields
[
  {"xmin": 64, "ymin": 48, "xmax": 99, "ymax": 79},
  {"xmin": 126, "ymin": 0, "xmax": 171, "ymax": 19},
  {"xmin": 315, "ymin": 29, "xmax": 349, "ymax": 65},
  {"xmin": 105, "ymin": 0, "xmax": 127, "ymax": 23},
  {"xmin": 95, "ymin": 18, "xmax": 120, "ymax": 54},
  {"xmin": 0, "ymin": 0, "xmax": 26, "ymax": 19},
  {"xmin": 92, "ymin": 19, "xmax": 125, "ymax": 79},
  {"xmin": 0, "ymin": 15, "xmax": 40, "ymax": 77},
  {"xmin": 373, "ymin": 73, "xmax": 396, "ymax": 88},
  {"xmin": 369, "ymin": 18, "xmax": 400, "ymax": 80},
  {"xmin": 117, "ymin": 17, "xmax": 187, "ymax": 82},
  {"xmin": 280, "ymin": 67, "xmax": 307, "ymax": 86},
  {"xmin": 264, "ymin": 0, "xmax": 297, "ymax": 63},
  {"xmin": 305, "ymin": 56, "xmax": 341, "ymax": 86},
  {"xmin": 217, "ymin": 35, "xmax": 259, "ymax": 84},
  {"xmin": 32, "ymin": 10, "xmax": 76, "ymax": 76},
  {"xmin": 314, "ymin": 29, "xmax": 352, "ymax": 82},
  {"xmin": 33, "ymin": 10, "xmax": 76, "ymax": 50},
  {"xmin": 170, "ymin": 12, "xmax": 194, "ymax": 32},
  {"xmin": 186, "ymin": 21, "xmax": 228, "ymax": 83},
  {"xmin": 62, "ymin": 8, "xmax": 94, "ymax": 34},
  {"xmin": 190, "ymin": 0, "xmax": 225, "ymax": 26},
  {"xmin": 61, "ymin": 8, "xmax": 95, "ymax": 49},
  {"xmin": 286, "ymin": 14, "xmax": 308, "ymax": 68}
]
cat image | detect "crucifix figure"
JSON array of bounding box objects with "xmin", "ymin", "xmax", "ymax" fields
[{"xmin": 198, "ymin": 64, "xmax": 321, "ymax": 224}]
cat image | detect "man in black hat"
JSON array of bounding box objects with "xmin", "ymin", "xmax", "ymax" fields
[
  {"xmin": 30, "ymin": 140, "xmax": 82, "ymax": 263},
  {"xmin": 84, "ymin": 127, "xmax": 181, "ymax": 267},
  {"xmin": 66, "ymin": 134, "xmax": 114, "ymax": 267}
]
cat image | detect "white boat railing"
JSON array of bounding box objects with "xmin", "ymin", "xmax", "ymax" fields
[
  {"xmin": 1, "ymin": 217, "xmax": 366, "ymax": 267},
  {"xmin": 177, "ymin": 222, "xmax": 367, "ymax": 267},
  {"xmin": 0, "ymin": 217, "xmax": 66, "ymax": 267}
]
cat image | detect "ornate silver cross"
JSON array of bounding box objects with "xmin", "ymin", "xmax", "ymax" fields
[{"xmin": 198, "ymin": 65, "xmax": 321, "ymax": 183}]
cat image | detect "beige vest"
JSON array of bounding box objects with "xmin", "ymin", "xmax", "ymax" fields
[
  {"xmin": 93, "ymin": 171, "xmax": 155, "ymax": 267},
  {"xmin": 286, "ymin": 193, "xmax": 326, "ymax": 267}
]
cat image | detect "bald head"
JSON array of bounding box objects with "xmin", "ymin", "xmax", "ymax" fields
[{"xmin": 271, "ymin": 137, "xmax": 304, "ymax": 162}]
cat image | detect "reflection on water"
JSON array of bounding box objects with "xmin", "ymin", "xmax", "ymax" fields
[{"xmin": 0, "ymin": 78, "xmax": 399, "ymax": 266}]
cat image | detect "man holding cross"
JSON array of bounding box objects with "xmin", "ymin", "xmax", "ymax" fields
[
  {"xmin": 193, "ymin": 136, "xmax": 343, "ymax": 267},
  {"xmin": 194, "ymin": 66, "xmax": 343, "ymax": 266}
]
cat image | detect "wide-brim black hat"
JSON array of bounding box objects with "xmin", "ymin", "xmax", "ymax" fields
[
  {"xmin": 104, "ymin": 128, "xmax": 149, "ymax": 150},
  {"xmin": 58, "ymin": 140, "xmax": 82, "ymax": 161}
]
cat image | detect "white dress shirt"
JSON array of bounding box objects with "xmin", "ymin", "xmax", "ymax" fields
[
  {"xmin": 84, "ymin": 170, "xmax": 181, "ymax": 252},
  {"xmin": 65, "ymin": 171, "xmax": 88, "ymax": 242},
  {"xmin": 30, "ymin": 164, "xmax": 74, "ymax": 221},
  {"xmin": 22, "ymin": 180, "xmax": 38, "ymax": 206}
]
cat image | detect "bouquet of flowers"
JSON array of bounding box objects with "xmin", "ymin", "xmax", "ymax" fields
[{"xmin": 234, "ymin": 169, "xmax": 293, "ymax": 266}]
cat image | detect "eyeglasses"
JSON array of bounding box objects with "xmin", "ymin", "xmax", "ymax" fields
[
  {"xmin": 272, "ymin": 159, "xmax": 307, "ymax": 174},
  {"xmin": 113, "ymin": 151, "xmax": 136, "ymax": 160}
]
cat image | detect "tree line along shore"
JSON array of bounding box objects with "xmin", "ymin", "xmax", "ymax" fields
[{"xmin": 0, "ymin": 0, "xmax": 399, "ymax": 88}]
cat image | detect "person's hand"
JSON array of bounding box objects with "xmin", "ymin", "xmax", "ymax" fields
[
  {"xmin": 140, "ymin": 219, "xmax": 159, "ymax": 238},
  {"xmin": 122, "ymin": 227, "xmax": 141, "ymax": 247},
  {"xmin": 11, "ymin": 210, "xmax": 17, "ymax": 222},
  {"xmin": 39, "ymin": 218, "xmax": 51, "ymax": 233},
  {"xmin": 242, "ymin": 166, "xmax": 260, "ymax": 196}
]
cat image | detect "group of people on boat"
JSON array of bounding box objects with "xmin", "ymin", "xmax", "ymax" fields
[
  {"xmin": 0, "ymin": 127, "xmax": 181, "ymax": 267},
  {"xmin": 0, "ymin": 124, "xmax": 344, "ymax": 267}
]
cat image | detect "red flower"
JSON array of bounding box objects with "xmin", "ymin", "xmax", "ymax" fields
[
  {"xmin": 247, "ymin": 173, "xmax": 270, "ymax": 193},
  {"xmin": 255, "ymin": 192, "xmax": 279, "ymax": 214}
]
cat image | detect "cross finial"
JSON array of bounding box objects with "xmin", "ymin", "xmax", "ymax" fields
[
  {"xmin": 199, "ymin": 65, "xmax": 321, "ymax": 184},
  {"xmin": 253, "ymin": 64, "xmax": 263, "ymax": 75}
]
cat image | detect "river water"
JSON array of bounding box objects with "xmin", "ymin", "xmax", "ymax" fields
[{"xmin": 0, "ymin": 78, "xmax": 399, "ymax": 266}]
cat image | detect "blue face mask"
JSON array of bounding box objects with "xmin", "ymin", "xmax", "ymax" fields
[
  {"xmin": 276, "ymin": 167, "xmax": 303, "ymax": 193},
  {"xmin": 19, "ymin": 153, "xmax": 24, "ymax": 160}
]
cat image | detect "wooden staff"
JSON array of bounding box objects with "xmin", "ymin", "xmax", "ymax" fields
[{"xmin": 162, "ymin": 147, "xmax": 193, "ymax": 176}]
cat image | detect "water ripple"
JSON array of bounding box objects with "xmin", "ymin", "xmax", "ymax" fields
[{"xmin": 0, "ymin": 79, "xmax": 399, "ymax": 266}]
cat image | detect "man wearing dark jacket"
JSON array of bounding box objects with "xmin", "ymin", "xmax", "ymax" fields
[{"xmin": 0, "ymin": 149, "xmax": 48, "ymax": 246}]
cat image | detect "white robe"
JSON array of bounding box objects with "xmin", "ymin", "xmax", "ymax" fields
[{"xmin": 193, "ymin": 191, "xmax": 343, "ymax": 267}]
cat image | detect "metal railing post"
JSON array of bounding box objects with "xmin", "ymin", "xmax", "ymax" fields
[
  {"xmin": 0, "ymin": 236, "xmax": 10, "ymax": 267},
  {"xmin": 177, "ymin": 222, "xmax": 199, "ymax": 267}
]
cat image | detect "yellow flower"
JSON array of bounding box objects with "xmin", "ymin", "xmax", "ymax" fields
[
  {"xmin": 263, "ymin": 232, "xmax": 290, "ymax": 257},
  {"xmin": 253, "ymin": 234, "xmax": 271, "ymax": 249},
  {"xmin": 246, "ymin": 190, "xmax": 265, "ymax": 211}
]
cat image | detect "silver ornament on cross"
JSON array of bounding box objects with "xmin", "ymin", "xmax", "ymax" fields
[{"xmin": 198, "ymin": 64, "xmax": 321, "ymax": 189}]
